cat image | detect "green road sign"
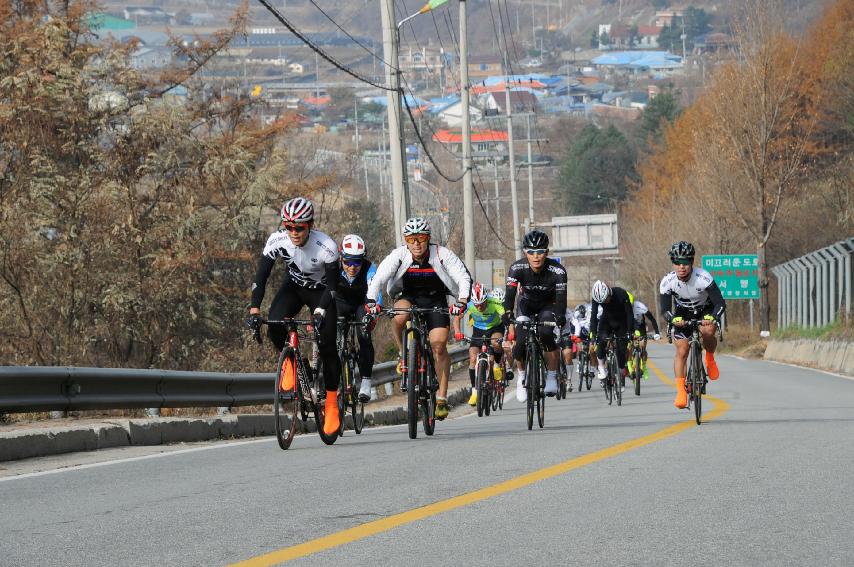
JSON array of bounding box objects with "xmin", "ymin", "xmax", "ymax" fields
[{"xmin": 701, "ymin": 254, "xmax": 760, "ymax": 299}]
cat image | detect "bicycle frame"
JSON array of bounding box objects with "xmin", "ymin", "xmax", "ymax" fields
[
  {"xmin": 667, "ymin": 318, "xmax": 722, "ymax": 424},
  {"xmin": 382, "ymin": 306, "xmax": 443, "ymax": 438}
]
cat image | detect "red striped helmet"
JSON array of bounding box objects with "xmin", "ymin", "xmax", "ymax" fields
[
  {"xmin": 471, "ymin": 282, "xmax": 487, "ymax": 305},
  {"xmin": 280, "ymin": 197, "xmax": 314, "ymax": 223}
]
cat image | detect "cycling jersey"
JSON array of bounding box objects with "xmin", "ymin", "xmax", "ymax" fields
[
  {"xmin": 335, "ymin": 261, "xmax": 382, "ymax": 306},
  {"xmin": 590, "ymin": 287, "xmax": 634, "ymax": 336},
  {"xmin": 466, "ymin": 297, "xmax": 505, "ymax": 331},
  {"xmin": 658, "ymin": 267, "xmax": 726, "ymax": 319},
  {"xmin": 504, "ymin": 257, "xmax": 568, "ymax": 315},
  {"xmin": 401, "ymin": 257, "xmax": 447, "ymax": 297},
  {"xmin": 251, "ymin": 229, "xmax": 338, "ymax": 309}
]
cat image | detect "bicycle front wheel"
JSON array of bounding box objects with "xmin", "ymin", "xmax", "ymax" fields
[
  {"xmin": 633, "ymin": 351, "xmax": 642, "ymax": 397},
  {"xmin": 314, "ymin": 358, "xmax": 339, "ymax": 445},
  {"xmin": 525, "ymin": 346, "xmax": 537, "ymax": 430},
  {"xmin": 350, "ymin": 361, "xmax": 365, "ymax": 434},
  {"xmin": 476, "ymin": 358, "xmax": 488, "ymax": 417},
  {"xmin": 421, "ymin": 355, "xmax": 436, "ymax": 436},
  {"xmin": 691, "ymin": 344, "xmax": 704, "ymax": 425},
  {"xmin": 274, "ymin": 350, "xmax": 298, "ymax": 450},
  {"xmin": 405, "ymin": 332, "xmax": 419, "ymax": 439},
  {"xmin": 612, "ymin": 355, "xmax": 623, "ymax": 407}
]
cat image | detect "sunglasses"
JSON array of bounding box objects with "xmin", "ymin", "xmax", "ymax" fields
[
  {"xmin": 342, "ymin": 259, "xmax": 362, "ymax": 267},
  {"xmin": 405, "ymin": 234, "xmax": 429, "ymax": 244},
  {"xmin": 672, "ymin": 259, "xmax": 693, "ymax": 266},
  {"xmin": 525, "ymin": 248, "xmax": 547, "ymax": 256},
  {"xmin": 282, "ymin": 223, "xmax": 309, "ymax": 233}
]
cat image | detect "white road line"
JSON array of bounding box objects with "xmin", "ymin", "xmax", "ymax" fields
[{"xmin": 732, "ymin": 355, "xmax": 854, "ymax": 381}]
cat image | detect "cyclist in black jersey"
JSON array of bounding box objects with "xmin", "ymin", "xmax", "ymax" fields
[
  {"xmin": 501, "ymin": 230, "xmax": 568, "ymax": 402},
  {"xmin": 590, "ymin": 280, "xmax": 634, "ymax": 390},
  {"xmin": 334, "ymin": 234, "xmax": 381, "ymax": 403},
  {"xmin": 247, "ymin": 197, "xmax": 341, "ymax": 436}
]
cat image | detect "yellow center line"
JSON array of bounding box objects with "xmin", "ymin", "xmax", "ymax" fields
[{"xmin": 230, "ymin": 359, "xmax": 730, "ymax": 567}]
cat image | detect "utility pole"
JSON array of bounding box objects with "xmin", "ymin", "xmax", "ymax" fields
[
  {"xmin": 314, "ymin": 51, "xmax": 320, "ymax": 99},
  {"xmin": 460, "ymin": 0, "xmax": 475, "ymax": 269},
  {"xmin": 354, "ymin": 99, "xmax": 360, "ymax": 154},
  {"xmin": 380, "ymin": 0, "xmax": 408, "ymax": 246},
  {"xmin": 504, "ymin": 53, "xmax": 522, "ymax": 254},
  {"xmin": 526, "ymin": 113, "xmax": 535, "ymax": 225},
  {"xmin": 493, "ymin": 160, "xmax": 502, "ymax": 234}
]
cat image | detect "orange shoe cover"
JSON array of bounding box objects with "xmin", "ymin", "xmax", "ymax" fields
[
  {"xmin": 280, "ymin": 358, "xmax": 296, "ymax": 392},
  {"xmin": 674, "ymin": 376, "xmax": 688, "ymax": 409},
  {"xmin": 705, "ymin": 352, "xmax": 720, "ymax": 380},
  {"xmin": 323, "ymin": 391, "xmax": 340, "ymax": 436}
]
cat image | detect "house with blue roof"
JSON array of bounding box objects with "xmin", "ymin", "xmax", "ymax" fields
[{"xmin": 592, "ymin": 51, "xmax": 683, "ymax": 76}]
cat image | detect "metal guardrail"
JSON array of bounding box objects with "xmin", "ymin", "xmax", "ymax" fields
[
  {"xmin": 771, "ymin": 238, "xmax": 853, "ymax": 329},
  {"xmin": 0, "ymin": 346, "xmax": 468, "ymax": 413}
]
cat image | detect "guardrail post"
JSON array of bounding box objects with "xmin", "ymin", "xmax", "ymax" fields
[{"xmin": 807, "ymin": 253, "xmax": 822, "ymax": 327}]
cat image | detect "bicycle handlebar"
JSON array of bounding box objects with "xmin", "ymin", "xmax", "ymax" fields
[{"xmin": 251, "ymin": 317, "xmax": 318, "ymax": 345}]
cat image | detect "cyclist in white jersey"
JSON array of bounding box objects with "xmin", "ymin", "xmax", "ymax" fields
[{"xmin": 658, "ymin": 241, "xmax": 726, "ymax": 409}]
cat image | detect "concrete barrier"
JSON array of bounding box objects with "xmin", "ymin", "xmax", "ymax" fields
[
  {"xmin": 0, "ymin": 386, "xmax": 473, "ymax": 462},
  {"xmin": 764, "ymin": 339, "xmax": 854, "ymax": 376}
]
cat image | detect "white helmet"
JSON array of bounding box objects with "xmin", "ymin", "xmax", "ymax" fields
[
  {"xmin": 280, "ymin": 197, "xmax": 314, "ymax": 223},
  {"xmin": 402, "ymin": 217, "xmax": 431, "ymax": 236},
  {"xmin": 490, "ymin": 287, "xmax": 505, "ymax": 302},
  {"xmin": 592, "ymin": 280, "xmax": 611, "ymax": 303},
  {"xmin": 340, "ymin": 234, "xmax": 366, "ymax": 260}
]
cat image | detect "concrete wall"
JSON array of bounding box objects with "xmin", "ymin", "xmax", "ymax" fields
[{"xmin": 764, "ymin": 339, "xmax": 854, "ymax": 376}]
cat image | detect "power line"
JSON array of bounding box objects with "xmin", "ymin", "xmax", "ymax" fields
[
  {"xmin": 402, "ymin": 95, "xmax": 468, "ymax": 182},
  {"xmin": 472, "ymin": 167, "xmax": 514, "ymax": 250},
  {"xmin": 307, "ymin": 0, "xmax": 399, "ymax": 72},
  {"xmin": 255, "ymin": 0, "xmax": 395, "ymax": 92}
]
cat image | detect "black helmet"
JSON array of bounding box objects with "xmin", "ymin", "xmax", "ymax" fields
[
  {"xmin": 523, "ymin": 229, "xmax": 549, "ymax": 249},
  {"xmin": 669, "ymin": 241, "xmax": 695, "ymax": 262}
]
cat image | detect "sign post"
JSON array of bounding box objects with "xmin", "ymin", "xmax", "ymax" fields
[{"xmin": 701, "ymin": 254, "xmax": 760, "ymax": 300}]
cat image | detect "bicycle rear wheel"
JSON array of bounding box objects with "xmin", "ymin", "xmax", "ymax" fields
[
  {"xmin": 336, "ymin": 362, "xmax": 347, "ymax": 436},
  {"xmin": 405, "ymin": 332, "xmax": 419, "ymax": 439},
  {"xmin": 314, "ymin": 359, "xmax": 339, "ymax": 445},
  {"xmin": 633, "ymin": 351, "xmax": 642, "ymax": 397},
  {"xmin": 274, "ymin": 349, "xmax": 299, "ymax": 450}
]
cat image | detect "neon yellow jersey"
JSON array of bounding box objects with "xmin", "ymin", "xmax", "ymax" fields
[{"xmin": 466, "ymin": 297, "xmax": 505, "ymax": 330}]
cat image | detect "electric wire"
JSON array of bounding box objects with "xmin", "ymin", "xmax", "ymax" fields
[{"xmin": 255, "ymin": 0, "xmax": 395, "ymax": 91}]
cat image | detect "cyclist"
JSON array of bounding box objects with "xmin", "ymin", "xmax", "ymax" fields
[
  {"xmin": 626, "ymin": 297, "xmax": 661, "ymax": 381},
  {"xmin": 365, "ymin": 217, "xmax": 471, "ymax": 421},
  {"xmin": 247, "ymin": 197, "xmax": 341, "ymax": 436},
  {"xmin": 501, "ymin": 229, "xmax": 568, "ymax": 402},
  {"xmin": 334, "ymin": 234, "xmax": 381, "ymax": 403},
  {"xmin": 589, "ymin": 280, "xmax": 634, "ymax": 391},
  {"xmin": 452, "ymin": 282, "xmax": 506, "ymax": 406},
  {"xmin": 557, "ymin": 306, "xmax": 577, "ymax": 393},
  {"xmin": 659, "ymin": 241, "xmax": 726, "ymax": 409},
  {"xmin": 491, "ymin": 287, "xmax": 515, "ymax": 381}
]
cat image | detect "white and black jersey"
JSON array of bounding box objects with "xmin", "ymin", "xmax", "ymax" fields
[
  {"xmin": 251, "ymin": 229, "xmax": 339, "ymax": 309},
  {"xmin": 658, "ymin": 267, "xmax": 725, "ymax": 321}
]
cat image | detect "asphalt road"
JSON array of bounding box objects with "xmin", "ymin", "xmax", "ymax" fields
[{"xmin": 2, "ymin": 344, "xmax": 853, "ymax": 567}]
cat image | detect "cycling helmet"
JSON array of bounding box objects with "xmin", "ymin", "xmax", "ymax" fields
[
  {"xmin": 522, "ymin": 229, "xmax": 549, "ymax": 249},
  {"xmin": 340, "ymin": 234, "xmax": 366, "ymax": 260},
  {"xmin": 402, "ymin": 217, "xmax": 431, "ymax": 236},
  {"xmin": 669, "ymin": 241, "xmax": 695, "ymax": 262},
  {"xmin": 575, "ymin": 304, "xmax": 587, "ymax": 318},
  {"xmin": 490, "ymin": 287, "xmax": 505, "ymax": 303},
  {"xmin": 471, "ymin": 282, "xmax": 488, "ymax": 306},
  {"xmin": 280, "ymin": 197, "xmax": 314, "ymax": 223},
  {"xmin": 591, "ymin": 280, "xmax": 611, "ymax": 303}
]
